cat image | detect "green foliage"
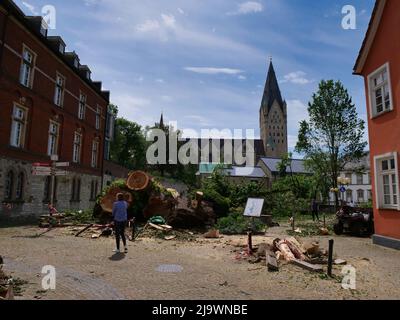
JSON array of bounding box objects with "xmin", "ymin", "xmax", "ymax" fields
[
  {"xmin": 360, "ymin": 199, "xmax": 373, "ymax": 209},
  {"xmin": 110, "ymin": 117, "xmax": 147, "ymax": 170},
  {"xmin": 217, "ymin": 208, "xmax": 265, "ymax": 235},
  {"xmin": 203, "ymin": 189, "xmax": 231, "ymax": 217},
  {"xmin": 295, "ymin": 80, "xmax": 367, "ymax": 204},
  {"xmin": 64, "ymin": 209, "xmax": 96, "ymax": 224},
  {"xmin": 97, "ymin": 179, "xmax": 127, "ymax": 204}
]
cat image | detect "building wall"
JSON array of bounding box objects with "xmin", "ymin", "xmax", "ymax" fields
[
  {"xmin": 0, "ymin": 157, "xmax": 101, "ymax": 218},
  {"xmin": 260, "ymin": 100, "xmax": 288, "ymax": 159},
  {"xmin": 330, "ymin": 171, "xmax": 372, "ymax": 205},
  {"xmin": 361, "ymin": 0, "xmax": 400, "ymax": 240},
  {"xmin": 0, "ymin": 3, "xmax": 108, "ymax": 218}
]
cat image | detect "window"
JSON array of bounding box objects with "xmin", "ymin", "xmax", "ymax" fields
[
  {"xmin": 19, "ymin": 47, "xmax": 35, "ymax": 88},
  {"xmin": 90, "ymin": 180, "xmax": 99, "ymax": 201},
  {"xmin": 367, "ymin": 173, "xmax": 372, "ymax": 185},
  {"xmin": 74, "ymin": 58, "xmax": 79, "ymax": 68},
  {"xmin": 104, "ymin": 139, "xmax": 111, "ymax": 161},
  {"xmin": 54, "ymin": 74, "xmax": 65, "ymax": 107},
  {"xmin": 96, "ymin": 106, "xmax": 101, "ymax": 130},
  {"xmin": 78, "ymin": 93, "xmax": 86, "ymax": 120},
  {"xmin": 345, "ymin": 173, "xmax": 352, "ymax": 185},
  {"xmin": 368, "ymin": 63, "xmax": 393, "ymax": 117},
  {"xmin": 40, "ymin": 19, "xmax": 48, "ymax": 37},
  {"xmin": 346, "ymin": 190, "xmax": 353, "ymax": 203},
  {"xmin": 44, "ymin": 176, "xmax": 57, "ymax": 202},
  {"xmin": 357, "ymin": 174, "xmax": 364, "ymax": 185},
  {"xmin": 15, "ymin": 172, "xmax": 24, "ymax": 200},
  {"xmin": 59, "ymin": 43, "xmax": 65, "ymax": 54},
  {"xmin": 10, "ymin": 105, "xmax": 27, "ymax": 148},
  {"xmin": 375, "ymin": 153, "xmax": 399, "ymax": 209},
  {"xmin": 91, "ymin": 140, "xmax": 99, "ymax": 168},
  {"xmin": 367, "ymin": 190, "xmax": 373, "ymax": 201},
  {"xmin": 71, "ymin": 178, "xmax": 81, "ymax": 201},
  {"xmin": 47, "ymin": 121, "xmax": 59, "ymax": 156},
  {"xmin": 357, "ymin": 190, "xmax": 365, "ymax": 203},
  {"xmin": 73, "ymin": 132, "xmax": 82, "ymax": 163},
  {"xmin": 5, "ymin": 171, "xmax": 14, "ymax": 200}
]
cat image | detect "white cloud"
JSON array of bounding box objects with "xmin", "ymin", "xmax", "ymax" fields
[
  {"xmin": 281, "ymin": 71, "xmax": 312, "ymax": 85},
  {"xmin": 155, "ymin": 78, "xmax": 165, "ymax": 83},
  {"xmin": 161, "ymin": 14, "xmax": 176, "ymax": 28},
  {"xmin": 184, "ymin": 67, "xmax": 244, "ymax": 75},
  {"xmin": 84, "ymin": 0, "xmax": 100, "ymax": 6},
  {"xmin": 238, "ymin": 75, "xmax": 247, "ymax": 80},
  {"xmin": 135, "ymin": 19, "xmax": 160, "ymax": 33},
  {"xmin": 177, "ymin": 8, "xmax": 185, "ymax": 15},
  {"xmin": 227, "ymin": 1, "xmax": 264, "ymax": 16},
  {"xmin": 22, "ymin": 1, "xmax": 38, "ymax": 14}
]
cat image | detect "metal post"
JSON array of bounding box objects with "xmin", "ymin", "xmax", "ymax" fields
[
  {"xmin": 49, "ymin": 164, "xmax": 56, "ymax": 214},
  {"xmin": 328, "ymin": 239, "xmax": 334, "ymax": 277},
  {"xmin": 247, "ymin": 231, "xmax": 253, "ymax": 255}
]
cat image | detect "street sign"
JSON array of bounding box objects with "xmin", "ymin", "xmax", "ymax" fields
[
  {"xmin": 340, "ymin": 186, "xmax": 346, "ymax": 193},
  {"xmin": 51, "ymin": 155, "xmax": 59, "ymax": 161},
  {"xmin": 244, "ymin": 198, "xmax": 265, "ymax": 217},
  {"xmin": 32, "ymin": 170, "xmax": 51, "ymax": 176},
  {"xmin": 54, "ymin": 170, "xmax": 68, "ymax": 176},
  {"xmin": 55, "ymin": 162, "xmax": 70, "ymax": 167},
  {"xmin": 32, "ymin": 163, "xmax": 50, "ymax": 167}
]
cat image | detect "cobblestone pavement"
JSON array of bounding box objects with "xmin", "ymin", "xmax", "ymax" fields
[{"xmin": 1, "ymin": 225, "xmax": 400, "ymax": 300}]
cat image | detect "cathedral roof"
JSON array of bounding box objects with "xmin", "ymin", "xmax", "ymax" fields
[{"xmin": 261, "ymin": 61, "xmax": 284, "ymax": 113}]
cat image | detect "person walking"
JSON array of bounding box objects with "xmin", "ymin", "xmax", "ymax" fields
[
  {"xmin": 311, "ymin": 199, "xmax": 320, "ymax": 222},
  {"xmin": 112, "ymin": 193, "xmax": 128, "ymax": 254}
]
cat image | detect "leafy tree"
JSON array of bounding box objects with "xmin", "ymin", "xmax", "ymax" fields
[
  {"xmin": 110, "ymin": 118, "xmax": 147, "ymax": 170},
  {"xmin": 295, "ymin": 80, "xmax": 367, "ymax": 206}
]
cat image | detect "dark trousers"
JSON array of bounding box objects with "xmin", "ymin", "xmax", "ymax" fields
[
  {"xmin": 114, "ymin": 221, "xmax": 127, "ymax": 250},
  {"xmin": 312, "ymin": 209, "xmax": 320, "ymax": 222}
]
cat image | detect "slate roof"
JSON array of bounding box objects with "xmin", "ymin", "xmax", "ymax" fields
[
  {"xmin": 260, "ymin": 157, "xmax": 309, "ymax": 174},
  {"xmin": 225, "ymin": 166, "xmax": 266, "ymax": 178},
  {"xmin": 261, "ymin": 61, "xmax": 284, "ymax": 114}
]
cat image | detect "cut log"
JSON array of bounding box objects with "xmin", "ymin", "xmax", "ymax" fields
[
  {"xmin": 149, "ymin": 222, "xmax": 166, "ymax": 231},
  {"xmin": 100, "ymin": 186, "xmax": 132, "ymax": 213},
  {"xmin": 266, "ymin": 250, "xmax": 279, "ymax": 272},
  {"xmin": 292, "ymin": 259, "xmax": 324, "ymax": 273},
  {"xmin": 126, "ymin": 171, "xmax": 150, "ymax": 191},
  {"xmin": 276, "ymin": 240, "xmax": 296, "ymax": 261},
  {"xmin": 285, "ymin": 239, "xmax": 308, "ymax": 261},
  {"xmin": 334, "ymin": 259, "xmax": 347, "ymax": 266},
  {"xmin": 203, "ymin": 229, "xmax": 220, "ymax": 239},
  {"xmin": 75, "ymin": 224, "xmax": 94, "ymax": 237}
]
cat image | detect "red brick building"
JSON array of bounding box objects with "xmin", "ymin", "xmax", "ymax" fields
[
  {"xmin": 354, "ymin": 0, "xmax": 400, "ymax": 249},
  {"xmin": 0, "ymin": 0, "xmax": 110, "ymax": 218}
]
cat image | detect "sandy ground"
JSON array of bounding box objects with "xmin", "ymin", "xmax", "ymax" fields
[{"xmin": 1, "ymin": 223, "xmax": 400, "ymax": 300}]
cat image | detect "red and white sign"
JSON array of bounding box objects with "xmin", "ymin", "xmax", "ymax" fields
[
  {"xmin": 32, "ymin": 163, "xmax": 51, "ymax": 167},
  {"xmin": 55, "ymin": 162, "xmax": 70, "ymax": 168}
]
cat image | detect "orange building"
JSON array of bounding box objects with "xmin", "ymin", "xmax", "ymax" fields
[{"xmin": 354, "ymin": 0, "xmax": 400, "ymax": 249}]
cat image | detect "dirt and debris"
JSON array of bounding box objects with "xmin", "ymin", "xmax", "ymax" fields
[{"xmin": 0, "ymin": 260, "xmax": 27, "ymax": 300}]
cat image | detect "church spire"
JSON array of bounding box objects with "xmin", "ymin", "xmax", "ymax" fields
[
  {"xmin": 159, "ymin": 112, "xmax": 164, "ymax": 128},
  {"xmin": 261, "ymin": 60, "xmax": 284, "ymax": 113}
]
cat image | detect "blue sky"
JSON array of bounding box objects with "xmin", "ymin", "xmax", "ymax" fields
[{"xmin": 16, "ymin": 0, "xmax": 374, "ymax": 155}]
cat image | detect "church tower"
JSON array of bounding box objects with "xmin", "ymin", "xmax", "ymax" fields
[{"xmin": 260, "ymin": 60, "xmax": 288, "ymax": 158}]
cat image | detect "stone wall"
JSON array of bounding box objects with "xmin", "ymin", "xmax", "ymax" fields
[{"xmin": 0, "ymin": 157, "xmax": 101, "ymax": 220}]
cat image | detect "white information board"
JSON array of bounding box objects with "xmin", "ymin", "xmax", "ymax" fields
[{"xmin": 243, "ymin": 198, "xmax": 265, "ymax": 217}]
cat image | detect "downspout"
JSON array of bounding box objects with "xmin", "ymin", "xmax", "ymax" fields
[{"xmin": 0, "ymin": 10, "xmax": 10, "ymax": 75}]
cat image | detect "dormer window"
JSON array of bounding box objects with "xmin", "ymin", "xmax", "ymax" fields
[
  {"xmin": 86, "ymin": 71, "xmax": 91, "ymax": 80},
  {"xmin": 59, "ymin": 43, "xmax": 65, "ymax": 54},
  {"xmin": 40, "ymin": 19, "xmax": 48, "ymax": 37},
  {"xmin": 74, "ymin": 59, "xmax": 79, "ymax": 68}
]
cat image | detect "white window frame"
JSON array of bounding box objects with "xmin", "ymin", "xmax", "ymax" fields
[
  {"xmin": 47, "ymin": 121, "xmax": 60, "ymax": 156},
  {"xmin": 95, "ymin": 106, "xmax": 101, "ymax": 130},
  {"xmin": 374, "ymin": 152, "xmax": 400, "ymax": 211},
  {"xmin": 54, "ymin": 73, "xmax": 65, "ymax": 107},
  {"xmin": 73, "ymin": 132, "xmax": 82, "ymax": 164},
  {"xmin": 367, "ymin": 62, "xmax": 394, "ymax": 119},
  {"xmin": 91, "ymin": 140, "xmax": 99, "ymax": 168},
  {"xmin": 78, "ymin": 93, "xmax": 86, "ymax": 120},
  {"xmin": 19, "ymin": 45, "xmax": 36, "ymax": 88},
  {"xmin": 10, "ymin": 104, "xmax": 28, "ymax": 148}
]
